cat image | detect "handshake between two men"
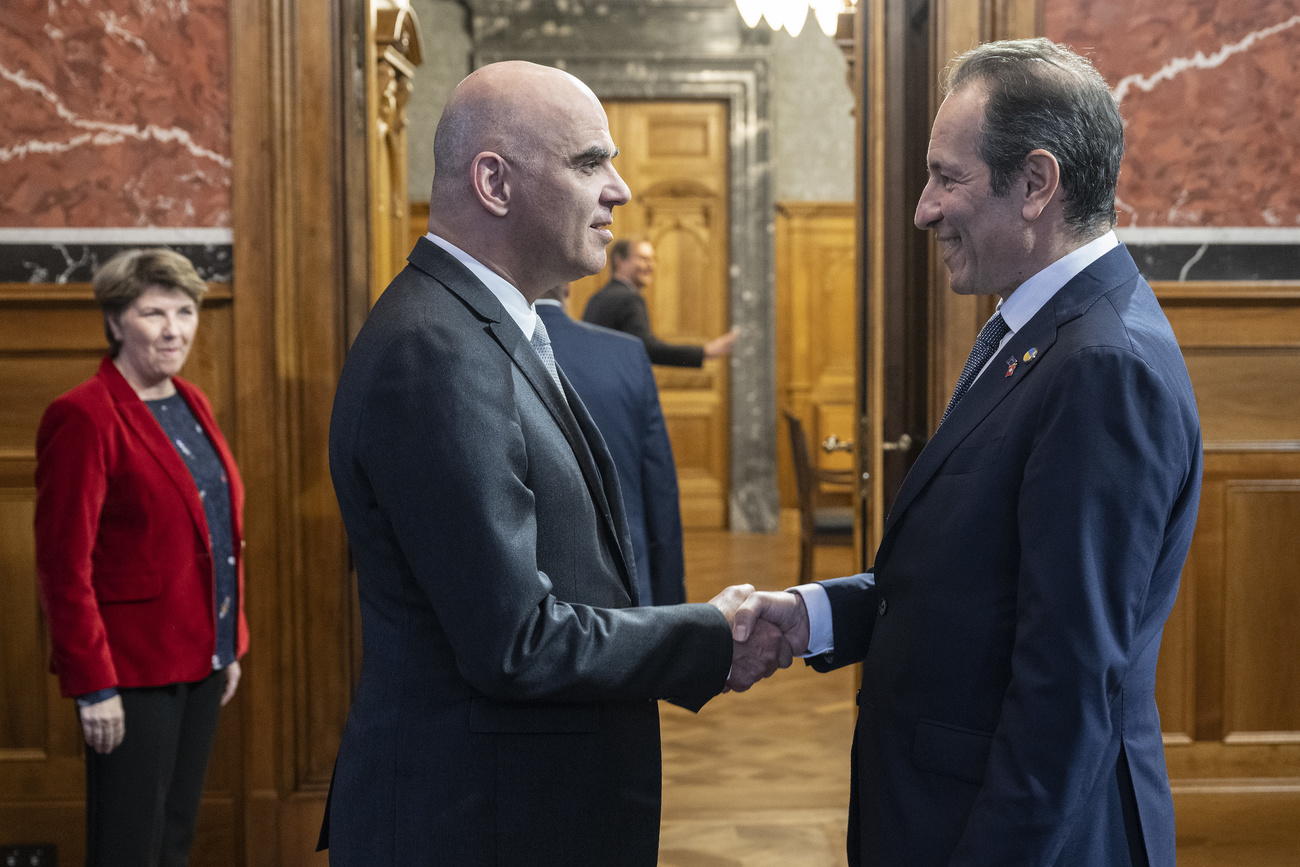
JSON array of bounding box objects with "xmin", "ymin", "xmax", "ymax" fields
[{"xmin": 708, "ymin": 586, "xmax": 811, "ymax": 692}]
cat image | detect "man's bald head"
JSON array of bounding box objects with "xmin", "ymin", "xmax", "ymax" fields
[
  {"xmin": 432, "ymin": 62, "xmax": 603, "ymax": 201},
  {"xmin": 423, "ymin": 61, "xmax": 630, "ymax": 301}
]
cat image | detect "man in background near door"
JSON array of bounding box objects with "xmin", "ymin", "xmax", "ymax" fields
[
  {"xmin": 583, "ymin": 238, "xmax": 739, "ymax": 367},
  {"xmin": 537, "ymin": 282, "xmax": 687, "ymax": 606}
]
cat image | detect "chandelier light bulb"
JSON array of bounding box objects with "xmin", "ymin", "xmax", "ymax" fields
[
  {"xmin": 737, "ymin": 0, "xmax": 847, "ymax": 38},
  {"xmin": 812, "ymin": 0, "xmax": 841, "ymax": 36},
  {"xmin": 735, "ymin": 0, "xmax": 765, "ymax": 28},
  {"xmin": 782, "ymin": 0, "xmax": 808, "ymax": 37},
  {"xmin": 761, "ymin": 0, "xmax": 787, "ymax": 31}
]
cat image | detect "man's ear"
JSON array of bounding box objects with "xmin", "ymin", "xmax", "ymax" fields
[
  {"xmin": 471, "ymin": 151, "xmax": 511, "ymax": 216},
  {"xmin": 1020, "ymin": 148, "xmax": 1060, "ymax": 222}
]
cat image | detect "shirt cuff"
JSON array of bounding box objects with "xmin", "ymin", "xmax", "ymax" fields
[
  {"xmin": 788, "ymin": 583, "xmax": 834, "ymax": 657},
  {"xmin": 76, "ymin": 687, "xmax": 119, "ymax": 707}
]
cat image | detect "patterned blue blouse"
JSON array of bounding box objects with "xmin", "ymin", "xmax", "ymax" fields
[{"xmin": 146, "ymin": 392, "xmax": 238, "ymax": 670}]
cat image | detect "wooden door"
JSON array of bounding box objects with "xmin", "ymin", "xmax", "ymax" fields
[
  {"xmin": 855, "ymin": 0, "xmax": 935, "ymax": 558},
  {"xmin": 569, "ymin": 101, "xmax": 732, "ymax": 529},
  {"xmin": 775, "ymin": 203, "xmax": 858, "ymax": 514}
]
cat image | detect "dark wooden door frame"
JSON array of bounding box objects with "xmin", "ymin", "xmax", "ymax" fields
[{"xmin": 855, "ymin": 0, "xmax": 934, "ymax": 568}]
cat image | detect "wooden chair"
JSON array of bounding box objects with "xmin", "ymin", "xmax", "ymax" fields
[{"xmin": 783, "ymin": 410, "xmax": 855, "ymax": 584}]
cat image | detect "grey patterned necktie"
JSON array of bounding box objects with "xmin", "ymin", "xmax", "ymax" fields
[
  {"xmin": 530, "ymin": 316, "xmax": 565, "ymax": 393},
  {"xmin": 940, "ymin": 311, "xmax": 1010, "ymax": 425}
]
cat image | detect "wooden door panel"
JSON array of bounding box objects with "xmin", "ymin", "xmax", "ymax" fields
[
  {"xmin": 571, "ymin": 100, "xmax": 731, "ymax": 529},
  {"xmin": 776, "ymin": 203, "xmax": 857, "ymax": 509},
  {"xmin": 1182, "ymin": 351, "xmax": 1300, "ymax": 443},
  {"xmin": 0, "ymin": 488, "xmax": 46, "ymax": 754},
  {"xmin": 1155, "ymin": 549, "xmax": 1196, "ymax": 743},
  {"xmin": 1223, "ymin": 482, "xmax": 1300, "ymax": 738},
  {"xmin": 1155, "ymin": 283, "xmax": 1300, "ymax": 775}
]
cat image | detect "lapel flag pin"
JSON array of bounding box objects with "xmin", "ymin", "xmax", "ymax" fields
[
  {"xmin": 1005, "ymin": 358, "xmax": 1018, "ymax": 377},
  {"xmin": 1023, "ymin": 348, "xmax": 1039, "ymax": 363}
]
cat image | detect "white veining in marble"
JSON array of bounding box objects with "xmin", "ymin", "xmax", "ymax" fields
[
  {"xmin": 1112, "ymin": 14, "xmax": 1300, "ymax": 104},
  {"xmin": 0, "ymin": 62, "xmax": 231, "ymax": 168},
  {"xmin": 99, "ymin": 10, "xmax": 152, "ymax": 55},
  {"xmin": 1177, "ymin": 243, "xmax": 1208, "ymax": 281}
]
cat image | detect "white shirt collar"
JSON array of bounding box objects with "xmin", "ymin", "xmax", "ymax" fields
[
  {"xmin": 425, "ymin": 232, "xmax": 538, "ymax": 340},
  {"xmin": 998, "ymin": 230, "xmax": 1119, "ymax": 333},
  {"xmin": 534, "ymin": 299, "xmax": 564, "ymax": 309}
]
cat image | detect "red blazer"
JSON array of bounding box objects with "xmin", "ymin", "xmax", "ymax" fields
[{"xmin": 35, "ymin": 357, "xmax": 248, "ymax": 697}]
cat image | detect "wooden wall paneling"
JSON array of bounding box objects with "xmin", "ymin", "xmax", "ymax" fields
[
  {"xmin": 570, "ymin": 101, "xmax": 733, "ymax": 529},
  {"xmin": 228, "ymin": 0, "xmax": 361, "ymax": 861},
  {"xmin": 775, "ymin": 203, "xmax": 856, "ymax": 512},
  {"xmin": 0, "ymin": 283, "xmax": 240, "ymax": 863},
  {"xmin": 0, "ymin": 292, "xmax": 98, "ymax": 859},
  {"xmin": 1156, "ymin": 537, "xmax": 1196, "ymax": 744},
  {"xmin": 1155, "ymin": 281, "xmax": 1300, "ymax": 784},
  {"xmin": 1223, "ymin": 480, "xmax": 1300, "ymax": 739},
  {"xmin": 275, "ymin": 0, "xmax": 354, "ymax": 862},
  {"xmin": 227, "ymin": 0, "xmax": 286, "ymax": 860},
  {"xmin": 0, "ymin": 468, "xmax": 44, "ymax": 758},
  {"xmin": 775, "ymin": 204, "xmax": 795, "ymax": 508},
  {"xmin": 991, "ymin": 0, "xmax": 1040, "ymax": 40},
  {"xmin": 857, "ymin": 0, "xmax": 884, "ymax": 555},
  {"xmin": 1187, "ymin": 461, "xmax": 1227, "ymax": 743}
]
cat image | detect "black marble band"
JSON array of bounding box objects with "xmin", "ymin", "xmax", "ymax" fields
[
  {"xmin": 0, "ymin": 243, "xmax": 233, "ymax": 284},
  {"xmin": 2, "ymin": 240, "xmax": 1292, "ymax": 286},
  {"xmin": 1126, "ymin": 243, "xmax": 1300, "ymax": 282}
]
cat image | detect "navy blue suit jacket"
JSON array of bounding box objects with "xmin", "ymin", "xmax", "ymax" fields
[
  {"xmin": 812, "ymin": 245, "xmax": 1202, "ymax": 867},
  {"xmin": 538, "ymin": 301, "xmax": 686, "ymax": 605}
]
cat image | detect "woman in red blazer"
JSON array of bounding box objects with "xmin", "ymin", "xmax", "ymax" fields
[{"xmin": 35, "ymin": 248, "xmax": 247, "ymax": 867}]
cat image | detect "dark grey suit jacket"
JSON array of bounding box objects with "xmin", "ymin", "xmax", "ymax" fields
[
  {"xmin": 582, "ymin": 278, "xmax": 706, "ymax": 367},
  {"xmin": 538, "ymin": 302, "xmax": 686, "ymax": 605},
  {"xmin": 320, "ymin": 239, "xmax": 732, "ymax": 866}
]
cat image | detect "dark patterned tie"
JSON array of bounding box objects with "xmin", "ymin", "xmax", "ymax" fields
[
  {"xmin": 940, "ymin": 311, "xmax": 1010, "ymax": 425},
  {"xmin": 530, "ymin": 316, "xmax": 565, "ymax": 393}
]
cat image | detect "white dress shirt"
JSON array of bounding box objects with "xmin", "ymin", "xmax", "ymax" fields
[
  {"xmin": 792, "ymin": 231, "xmax": 1120, "ymax": 657},
  {"xmin": 426, "ymin": 232, "xmax": 540, "ymax": 341}
]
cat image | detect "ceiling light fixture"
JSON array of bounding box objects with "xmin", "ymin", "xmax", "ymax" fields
[{"xmin": 736, "ymin": 0, "xmax": 855, "ymax": 38}]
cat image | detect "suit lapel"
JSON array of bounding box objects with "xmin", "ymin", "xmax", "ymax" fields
[
  {"xmin": 100, "ymin": 360, "xmax": 209, "ymax": 544},
  {"xmin": 409, "ymin": 240, "xmax": 636, "ymax": 595},
  {"xmin": 882, "ymin": 245, "xmax": 1137, "ymax": 538},
  {"xmin": 560, "ymin": 368, "xmax": 639, "ymax": 600}
]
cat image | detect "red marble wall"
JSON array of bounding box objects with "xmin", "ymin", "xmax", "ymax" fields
[
  {"xmin": 1045, "ymin": 0, "xmax": 1300, "ymax": 229},
  {"xmin": 0, "ymin": 0, "xmax": 231, "ymax": 228}
]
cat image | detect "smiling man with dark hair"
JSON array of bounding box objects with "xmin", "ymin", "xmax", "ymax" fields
[{"xmin": 734, "ymin": 38, "xmax": 1202, "ymax": 867}]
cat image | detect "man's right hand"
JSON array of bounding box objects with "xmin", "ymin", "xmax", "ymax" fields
[
  {"xmin": 79, "ymin": 694, "xmax": 125, "ymax": 754},
  {"xmin": 707, "ymin": 583, "xmax": 756, "ymax": 625},
  {"xmin": 733, "ymin": 590, "xmax": 811, "ymax": 656},
  {"xmin": 704, "ymin": 327, "xmax": 740, "ymax": 358}
]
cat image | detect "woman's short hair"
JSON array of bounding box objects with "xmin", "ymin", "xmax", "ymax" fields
[{"xmin": 92, "ymin": 248, "xmax": 208, "ymax": 356}]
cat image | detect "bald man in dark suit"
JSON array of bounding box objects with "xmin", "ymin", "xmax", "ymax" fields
[{"xmin": 319, "ymin": 61, "xmax": 790, "ymax": 866}]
